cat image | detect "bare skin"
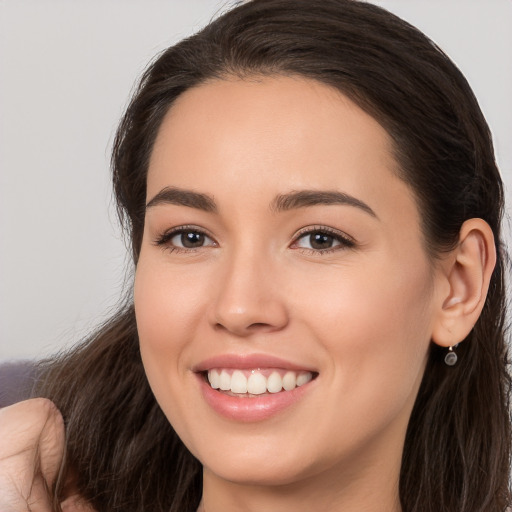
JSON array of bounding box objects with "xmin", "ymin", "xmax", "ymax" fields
[
  {"xmin": 0, "ymin": 399, "xmax": 93, "ymax": 512},
  {"xmin": 0, "ymin": 78, "xmax": 495, "ymax": 512},
  {"xmin": 136, "ymin": 76, "xmax": 495, "ymax": 512}
]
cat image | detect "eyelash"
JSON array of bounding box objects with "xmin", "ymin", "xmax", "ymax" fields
[
  {"xmin": 153, "ymin": 225, "xmax": 215, "ymax": 254},
  {"xmin": 291, "ymin": 225, "xmax": 356, "ymax": 255},
  {"xmin": 153, "ymin": 225, "xmax": 356, "ymax": 255}
]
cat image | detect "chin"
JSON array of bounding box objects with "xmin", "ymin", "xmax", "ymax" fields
[{"xmin": 202, "ymin": 457, "xmax": 316, "ymax": 487}]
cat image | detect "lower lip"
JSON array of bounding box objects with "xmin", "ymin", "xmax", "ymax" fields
[{"xmin": 197, "ymin": 374, "xmax": 316, "ymax": 422}]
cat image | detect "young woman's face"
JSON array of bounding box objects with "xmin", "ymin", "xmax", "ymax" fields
[{"xmin": 135, "ymin": 77, "xmax": 444, "ymax": 489}]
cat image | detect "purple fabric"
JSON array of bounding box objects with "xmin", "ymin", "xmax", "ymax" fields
[{"xmin": 0, "ymin": 361, "xmax": 37, "ymax": 408}]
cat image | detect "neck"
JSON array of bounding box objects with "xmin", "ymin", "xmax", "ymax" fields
[{"xmin": 198, "ymin": 450, "xmax": 402, "ymax": 512}]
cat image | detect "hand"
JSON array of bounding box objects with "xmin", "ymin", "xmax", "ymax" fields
[
  {"xmin": 0, "ymin": 398, "xmax": 96, "ymax": 512},
  {"xmin": 0, "ymin": 398, "xmax": 65, "ymax": 512}
]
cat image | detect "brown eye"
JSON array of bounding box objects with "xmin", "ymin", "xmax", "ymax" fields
[
  {"xmin": 293, "ymin": 228, "xmax": 354, "ymax": 253},
  {"xmin": 179, "ymin": 231, "xmax": 205, "ymax": 248},
  {"xmin": 295, "ymin": 231, "xmax": 340, "ymax": 251},
  {"xmin": 309, "ymin": 233, "xmax": 335, "ymax": 250},
  {"xmin": 167, "ymin": 230, "xmax": 215, "ymax": 249}
]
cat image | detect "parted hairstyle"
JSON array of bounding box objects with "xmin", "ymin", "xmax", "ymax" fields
[{"xmin": 35, "ymin": 1, "xmax": 511, "ymax": 511}]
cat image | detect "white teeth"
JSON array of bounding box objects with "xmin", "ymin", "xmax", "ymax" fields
[
  {"xmin": 207, "ymin": 368, "xmax": 314, "ymax": 395},
  {"xmin": 209, "ymin": 369, "xmax": 220, "ymax": 389},
  {"xmin": 247, "ymin": 371, "xmax": 267, "ymax": 395},
  {"xmin": 296, "ymin": 372, "xmax": 313, "ymax": 387},
  {"xmin": 219, "ymin": 370, "xmax": 231, "ymax": 391},
  {"xmin": 282, "ymin": 371, "xmax": 296, "ymax": 391},
  {"xmin": 266, "ymin": 372, "xmax": 284, "ymax": 393},
  {"xmin": 230, "ymin": 370, "xmax": 248, "ymax": 393}
]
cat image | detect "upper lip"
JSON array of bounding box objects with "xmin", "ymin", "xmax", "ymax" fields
[{"xmin": 193, "ymin": 353, "xmax": 317, "ymax": 373}]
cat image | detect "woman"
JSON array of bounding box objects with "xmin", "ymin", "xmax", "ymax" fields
[{"xmin": 0, "ymin": 0, "xmax": 510, "ymax": 511}]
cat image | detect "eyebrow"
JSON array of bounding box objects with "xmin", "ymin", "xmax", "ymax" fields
[
  {"xmin": 146, "ymin": 186, "xmax": 217, "ymax": 212},
  {"xmin": 271, "ymin": 190, "xmax": 377, "ymax": 218},
  {"xmin": 146, "ymin": 186, "xmax": 377, "ymax": 218}
]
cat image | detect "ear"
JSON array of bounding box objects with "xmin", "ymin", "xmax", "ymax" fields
[{"xmin": 431, "ymin": 218, "xmax": 496, "ymax": 348}]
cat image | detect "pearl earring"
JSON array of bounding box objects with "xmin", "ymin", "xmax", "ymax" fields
[{"xmin": 444, "ymin": 344, "xmax": 458, "ymax": 366}]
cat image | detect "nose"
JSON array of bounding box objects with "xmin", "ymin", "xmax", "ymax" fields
[{"xmin": 209, "ymin": 249, "xmax": 289, "ymax": 337}]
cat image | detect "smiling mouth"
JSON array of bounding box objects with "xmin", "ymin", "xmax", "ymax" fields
[{"xmin": 205, "ymin": 368, "xmax": 317, "ymax": 396}]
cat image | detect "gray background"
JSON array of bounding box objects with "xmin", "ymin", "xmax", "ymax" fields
[{"xmin": 1, "ymin": 0, "xmax": 511, "ymax": 360}]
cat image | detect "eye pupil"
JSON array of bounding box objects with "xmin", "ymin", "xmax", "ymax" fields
[
  {"xmin": 181, "ymin": 231, "xmax": 205, "ymax": 248},
  {"xmin": 310, "ymin": 233, "xmax": 333, "ymax": 249}
]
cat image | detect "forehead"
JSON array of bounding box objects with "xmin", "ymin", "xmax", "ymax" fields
[{"xmin": 147, "ymin": 75, "xmax": 419, "ymax": 227}]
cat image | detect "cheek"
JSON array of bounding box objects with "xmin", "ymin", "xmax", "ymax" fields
[
  {"xmin": 134, "ymin": 256, "xmax": 208, "ymax": 351},
  {"xmin": 133, "ymin": 257, "xmax": 210, "ymax": 445},
  {"xmin": 293, "ymin": 253, "xmax": 434, "ymax": 418},
  {"xmin": 133, "ymin": 257, "xmax": 204, "ymax": 396}
]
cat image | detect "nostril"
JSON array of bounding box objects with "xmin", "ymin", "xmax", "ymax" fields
[
  {"xmin": 213, "ymin": 320, "xmax": 282, "ymax": 335},
  {"xmin": 248, "ymin": 322, "xmax": 273, "ymax": 330}
]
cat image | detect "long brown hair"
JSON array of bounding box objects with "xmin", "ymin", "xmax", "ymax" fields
[{"xmin": 35, "ymin": 1, "xmax": 511, "ymax": 511}]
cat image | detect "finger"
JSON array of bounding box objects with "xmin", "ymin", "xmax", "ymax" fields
[
  {"xmin": 36, "ymin": 400, "xmax": 66, "ymax": 488},
  {"xmin": 61, "ymin": 494, "xmax": 98, "ymax": 512},
  {"xmin": 0, "ymin": 399, "xmax": 65, "ymax": 506},
  {"xmin": 26, "ymin": 474, "xmax": 54, "ymax": 512},
  {"xmin": 0, "ymin": 398, "xmax": 63, "ymax": 457}
]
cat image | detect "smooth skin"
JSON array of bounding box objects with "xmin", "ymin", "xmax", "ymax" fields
[
  {"xmin": 135, "ymin": 76, "xmax": 495, "ymax": 512},
  {"xmin": 0, "ymin": 76, "xmax": 495, "ymax": 512}
]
